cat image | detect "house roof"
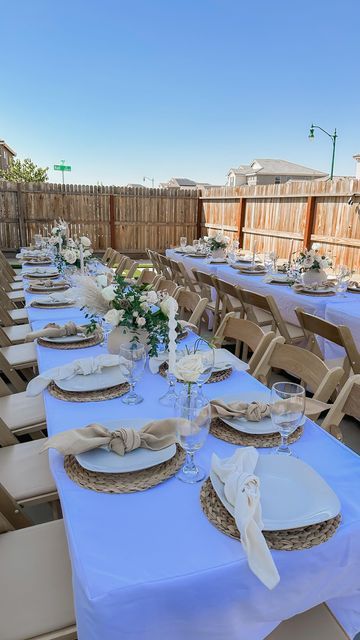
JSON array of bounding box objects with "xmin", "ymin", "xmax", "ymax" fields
[
  {"xmin": 248, "ymin": 158, "xmax": 327, "ymax": 176},
  {"xmin": 170, "ymin": 178, "xmax": 198, "ymax": 187},
  {"xmin": 0, "ymin": 140, "xmax": 16, "ymax": 156}
]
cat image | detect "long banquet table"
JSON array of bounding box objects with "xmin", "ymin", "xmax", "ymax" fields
[
  {"xmin": 23, "ymin": 268, "xmax": 360, "ymax": 640},
  {"xmin": 166, "ymin": 249, "xmax": 360, "ymax": 359}
]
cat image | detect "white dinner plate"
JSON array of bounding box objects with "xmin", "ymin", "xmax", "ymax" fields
[
  {"xmin": 297, "ymin": 286, "xmax": 336, "ymax": 295},
  {"xmin": 33, "ymin": 295, "xmax": 75, "ymax": 306},
  {"xmin": 213, "ymin": 349, "xmax": 249, "ymax": 373},
  {"xmin": 57, "ymin": 366, "xmax": 126, "ymax": 392},
  {"xmin": 25, "ymin": 268, "xmax": 59, "ymax": 277},
  {"xmin": 75, "ymin": 419, "xmax": 177, "ymax": 473},
  {"xmin": 42, "ymin": 333, "xmax": 90, "ymax": 344},
  {"xmin": 210, "ymin": 454, "xmax": 340, "ymax": 530}
]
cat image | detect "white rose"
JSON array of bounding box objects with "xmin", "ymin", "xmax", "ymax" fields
[
  {"xmin": 96, "ymin": 274, "xmax": 108, "ymax": 288},
  {"xmin": 140, "ymin": 301, "xmax": 149, "ymax": 310},
  {"xmin": 63, "ymin": 249, "xmax": 77, "ymax": 264},
  {"xmin": 133, "ymin": 311, "xmax": 139, "ymax": 318},
  {"xmin": 83, "ymin": 249, "xmax": 92, "ymax": 258},
  {"xmin": 136, "ymin": 316, "xmax": 146, "ymax": 327},
  {"xmin": 67, "ymin": 238, "xmax": 76, "ymax": 248},
  {"xmin": 160, "ymin": 296, "xmax": 178, "ymax": 317},
  {"xmin": 203, "ymin": 236, "xmax": 209, "ymax": 241},
  {"xmin": 104, "ymin": 309, "xmax": 124, "ymax": 326},
  {"xmin": 101, "ymin": 285, "xmax": 116, "ymax": 302},
  {"xmin": 146, "ymin": 290, "xmax": 158, "ymax": 305},
  {"xmin": 174, "ymin": 353, "xmax": 204, "ymax": 383},
  {"xmin": 51, "ymin": 227, "xmax": 58, "ymax": 235},
  {"xmin": 48, "ymin": 236, "xmax": 58, "ymax": 245},
  {"xmin": 80, "ymin": 236, "xmax": 91, "ymax": 248}
]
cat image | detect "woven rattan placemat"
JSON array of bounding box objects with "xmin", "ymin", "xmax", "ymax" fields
[
  {"xmin": 48, "ymin": 380, "xmax": 130, "ymax": 402},
  {"xmin": 64, "ymin": 444, "xmax": 186, "ymax": 493},
  {"xmin": 38, "ymin": 333, "xmax": 103, "ymax": 350},
  {"xmin": 27, "ymin": 286, "xmax": 70, "ymax": 294},
  {"xmin": 200, "ymin": 478, "xmax": 341, "ymax": 550},
  {"xmin": 30, "ymin": 302, "xmax": 75, "ymax": 309},
  {"xmin": 210, "ymin": 417, "xmax": 303, "ymax": 448},
  {"xmin": 158, "ymin": 362, "xmax": 233, "ymax": 384}
]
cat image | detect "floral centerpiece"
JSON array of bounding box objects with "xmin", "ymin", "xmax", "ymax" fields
[
  {"xmin": 59, "ymin": 236, "xmax": 93, "ymax": 268},
  {"xmin": 203, "ymin": 232, "xmax": 230, "ymax": 258},
  {"xmin": 76, "ymin": 274, "xmax": 178, "ymax": 357},
  {"xmin": 296, "ymin": 248, "xmax": 331, "ymax": 285}
]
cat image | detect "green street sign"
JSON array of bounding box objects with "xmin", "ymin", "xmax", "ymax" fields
[{"xmin": 54, "ymin": 164, "xmax": 71, "ymax": 171}]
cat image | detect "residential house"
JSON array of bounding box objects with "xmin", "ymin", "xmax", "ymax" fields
[
  {"xmin": 227, "ymin": 158, "xmax": 327, "ymax": 186},
  {"xmin": 159, "ymin": 177, "xmax": 212, "ymax": 189},
  {"xmin": 0, "ymin": 140, "xmax": 16, "ymax": 172}
]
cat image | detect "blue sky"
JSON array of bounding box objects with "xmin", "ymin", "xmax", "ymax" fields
[{"xmin": 1, "ymin": 0, "xmax": 359, "ymax": 185}]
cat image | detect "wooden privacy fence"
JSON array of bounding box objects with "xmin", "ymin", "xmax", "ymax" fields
[{"xmin": 0, "ymin": 178, "xmax": 359, "ymax": 268}]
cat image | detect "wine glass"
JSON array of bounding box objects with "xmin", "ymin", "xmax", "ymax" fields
[
  {"xmin": 192, "ymin": 239, "xmax": 200, "ymax": 252},
  {"xmin": 270, "ymin": 382, "xmax": 305, "ymax": 456},
  {"xmin": 180, "ymin": 236, "xmax": 187, "ymax": 250},
  {"xmin": 119, "ymin": 342, "xmax": 147, "ymax": 405},
  {"xmin": 335, "ymin": 265, "xmax": 351, "ymax": 297},
  {"xmin": 264, "ymin": 253, "xmax": 273, "ymax": 273},
  {"xmin": 175, "ymin": 391, "xmax": 211, "ymax": 483}
]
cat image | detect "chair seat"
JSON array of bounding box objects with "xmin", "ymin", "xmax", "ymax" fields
[
  {"xmin": 9, "ymin": 308, "xmax": 29, "ymax": 324},
  {"xmin": 0, "ymin": 438, "xmax": 55, "ymax": 502},
  {"xmin": 0, "ymin": 342, "xmax": 37, "ymax": 367},
  {"xmin": 0, "ymin": 519, "xmax": 76, "ymax": 640},
  {"xmin": 266, "ymin": 603, "xmax": 348, "ymax": 639},
  {"xmin": 0, "ymin": 391, "xmax": 45, "ymax": 432},
  {"xmin": 9, "ymin": 281, "xmax": 24, "ymax": 291},
  {"xmin": 2, "ymin": 323, "xmax": 32, "ymax": 344},
  {"xmin": 285, "ymin": 322, "xmax": 305, "ymax": 339},
  {"xmin": 7, "ymin": 290, "xmax": 25, "ymax": 302},
  {"xmin": 13, "ymin": 274, "xmax": 23, "ymax": 282}
]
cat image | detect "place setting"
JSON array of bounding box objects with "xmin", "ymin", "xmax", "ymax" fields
[
  {"xmin": 23, "ymin": 266, "xmax": 60, "ymax": 280},
  {"xmin": 25, "ymin": 320, "xmax": 104, "ymax": 350},
  {"xmin": 28, "ymin": 292, "xmax": 77, "ymax": 308},
  {"xmin": 26, "ymin": 278, "xmax": 71, "ymax": 294}
]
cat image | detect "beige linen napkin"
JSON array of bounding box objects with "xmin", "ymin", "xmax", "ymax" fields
[
  {"xmin": 211, "ymin": 399, "xmax": 270, "ymax": 421},
  {"xmin": 292, "ymin": 281, "xmax": 333, "ymax": 292},
  {"xmin": 41, "ymin": 418, "xmax": 178, "ymax": 456},
  {"xmin": 25, "ymin": 321, "xmax": 88, "ymax": 342},
  {"xmin": 26, "ymin": 354, "xmax": 125, "ymax": 396},
  {"xmin": 29, "ymin": 278, "xmax": 67, "ymax": 289},
  {"xmin": 211, "ymin": 397, "xmax": 329, "ymax": 422},
  {"xmin": 211, "ymin": 448, "xmax": 280, "ymax": 590}
]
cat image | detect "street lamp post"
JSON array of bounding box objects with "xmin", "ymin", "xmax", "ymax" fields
[
  {"xmin": 308, "ymin": 124, "xmax": 338, "ymax": 180},
  {"xmin": 143, "ymin": 176, "xmax": 155, "ymax": 188}
]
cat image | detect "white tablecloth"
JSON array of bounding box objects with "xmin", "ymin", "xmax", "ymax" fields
[
  {"xmin": 25, "ymin": 276, "xmax": 360, "ymax": 640},
  {"xmin": 167, "ymin": 250, "xmax": 360, "ymax": 361}
]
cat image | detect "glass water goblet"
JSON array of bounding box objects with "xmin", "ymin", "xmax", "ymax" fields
[
  {"xmin": 180, "ymin": 236, "xmax": 187, "ymax": 250},
  {"xmin": 175, "ymin": 391, "xmax": 211, "ymax": 483},
  {"xmin": 335, "ymin": 265, "xmax": 351, "ymax": 297},
  {"xmin": 270, "ymin": 382, "xmax": 305, "ymax": 456},
  {"xmin": 264, "ymin": 253, "xmax": 273, "ymax": 273},
  {"xmin": 119, "ymin": 342, "xmax": 147, "ymax": 405},
  {"xmin": 192, "ymin": 239, "xmax": 200, "ymax": 252}
]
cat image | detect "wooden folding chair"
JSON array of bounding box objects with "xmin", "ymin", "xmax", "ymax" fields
[
  {"xmin": 146, "ymin": 249, "xmax": 162, "ymax": 276},
  {"xmin": 213, "ymin": 312, "xmax": 276, "ymax": 373},
  {"xmin": 157, "ymin": 254, "xmax": 173, "ymax": 280},
  {"xmin": 253, "ymin": 337, "xmax": 344, "ymax": 419},
  {"xmin": 0, "ymin": 324, "xmax": 32, "ymax": 346},
  {"xmin": 174, "ymin": 287, "xmax": 208, "ymax": 332},
  {"xmin": 0, "ymin": 250, "xmax": 23, "ymax": 281},
  {"xmin": 0, "ymin": 286, "xmax": 25, "ymax": 309},
  {"xmin": 266, "ymin": 603, "xmax": 350, "ymax": 640},
  {"xmin": 154, "ymin": 278, "xmax": 178, "ymax": 296},
  {"xmin": 136, "ymin": 269, "xmax": 160, "ymax": 286},
  {"xmin": 0, "ymin": 304, "xmax": 29, "ymax": 325},
  {"xmin": 0, "ymin": 343, "xmax": 38, "ymax": 389},
  {"xmin": 0, "ymin": 368, "xmax": 46, "ymax": 438},
  {"xmin": 237, "ymin": 287, "xmax": 304, "ymax": 344},
  {"xmin": 295, "ymin": 307, "xmax": 360, "ymax": 379},
  {"xmin": 191, "ymin": 269, "xmax": 222, "ymax": 332},
  {"xmin": 212, "ymin": 277, "xmax": 244, "ymax": 323},
  {"xmin": 108, "ymin": 250, "xmax": 123, "ymax": 268},
  {"xmin": 0, "ymin": 493, "xmax": 76, "ymax": 640},
  {"xmin": 0, "ymin": 269, "xmax": 24, "ymax": 291},
  {"xmin": 101, "ymin": 247, "xmax": 115, "ymax": 264},
  {"xmin": 322, "ymin": 374, "xmax": 360, "ymax": 441}
]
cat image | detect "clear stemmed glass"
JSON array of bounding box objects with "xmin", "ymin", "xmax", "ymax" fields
[
  {"xmin": 264, "ymin": 253, "xmax": 273, "ymax": 273},
  {"xmin": 192, "ymin": 239, "xmax": 200, "ymax": 252},
  {"xmin": 175, "ymin": 391, "xmax": 211, "ymax": 483},
  {"xmin": 119, "ymin": 342, "xmax": 147, "ymax": 405},
  {"xmin": 270, "ymin": 382, "xmax": 305, "ymax": 456},
  {"xmin": 335, "ymin": 265, "xmax": 351, "ymax": 297},
  {"xmin": 180, "ymin": 236, "xmax": 187, "ymax": 250},
  {"xmin": 99, "ymin": 320, "xmax": 112, "ymax": 348}
]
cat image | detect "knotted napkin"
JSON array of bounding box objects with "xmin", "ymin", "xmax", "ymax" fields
[
  {"xmin": 29, "ymin": 278, "xmax": 68, "ymax": 289},
  {"xmin": 40, "ymin": 418, "xmax": 178, "ymax": 456},
  {"xmin": 211, "ymin": 448, "xmax": 280, "ymax": 589},
  {"xmin": 26, "ymin": 354, "xmax": 126, "ymax": 396},
  {"xmin": 348, "ymin": 280, "xmax": 360, "ymax": 289},
  {"xmin": 292, "ymin": 281, "xmax": 334, "ymax": 293},
  {"xmin": 210, "ymin": 399, "xmax": 270, "ymax": 421},
  {"xmin": 25, "ymin": 321, "xmax": 90, "ymax": 342}
]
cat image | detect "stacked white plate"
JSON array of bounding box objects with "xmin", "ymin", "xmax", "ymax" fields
[{"xmin": 32, "ymin": 294, "xmax": 75, "ymax": 306}]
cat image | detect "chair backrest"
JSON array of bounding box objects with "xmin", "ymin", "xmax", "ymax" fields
[
  {"xmin": 295, "ymin": 307, "xmax": 359, "ymax": 375},
  {"xmin": 0, "ymin": 271, "xmax": 11, "ymax": 291},
  {"xmin": 0, "ymin": 482, "xmax": 31, "ymax": 530},
  {"xmin": 322, "ymin": 374, "xmax": 360, "ymax": 439},
  {"xmin": 102, "ymin": 247, "xmax": 115, "ymax": 264},
  {"xmin": 213, "ymin": 312, "xmax": 276, "ymax": 373},
  {"xmin": 0, "ymin": 289, "xmax": 15, "ymax": 310},
  {"xmin": 213, "ymin": 278, "xmax": 243, "ymax": 322},
  {"xmin": 157, "ymin": 255, "xmax": 172, "ymax": 279},
  {"xmin": 108, "ymin": 251, "xmax": 122, "ymax": 268},
  {"xmin": 174, "ymin": 287, "xmax": 208, "ymax": 330},
  {"xmin": 154, "ymin": 279, "xmax": 178, "ymax": 296},
  {"xmin": 253, "ymin": 337, "xmax": 344, "ymax": 402},
  {"xmin": 0, "ymin": 251, "xmax": 16, "ymax": 277},
  {"xmin": 0, "ymin": 305, "xmax": 15, "ymax": 327},
  {"xmin": 114, "ymin": 256, "xmax": 130, "ymax": 276},
  {"xmin": 0, "ymin": 327, "xmax": 12, "ymax": 346},
  {"xmin": 136, "ymin": 269, "xmax": 158, "ymax": 286},
  {"xmin": 0, "ymin": 351, "xmax": 27, "ymax": 392}
]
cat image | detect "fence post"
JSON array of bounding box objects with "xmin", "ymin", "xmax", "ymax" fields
[
  {"xmin": 196, "ymin": 193, "xmax": 202, "ymax": 238},
  {"xmin": 303, "ymin": 196, "xmax": 316, "ymax": 249},
  {"xmin": 109, "ymin": 193, "xmax": 115, "ymax": 248},
  {"xmin": 16, "ymin": 183, "xmax": 26, "ymax": 247},
  {"xmin": 237, "ymin": 197, "xmax": 247, "ymax": 247}
]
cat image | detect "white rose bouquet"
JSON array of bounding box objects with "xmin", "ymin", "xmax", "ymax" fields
[
  {"xmin": 297, "ymin": 248, "xmax": 331, "ymax": 272},
  {"xmin": 56, "ymin": 235, "xmax": 93, "ymax": 269},
  {"xmin": 204, "ymin": 232, "xmax": 230, "ymax": 251}
]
